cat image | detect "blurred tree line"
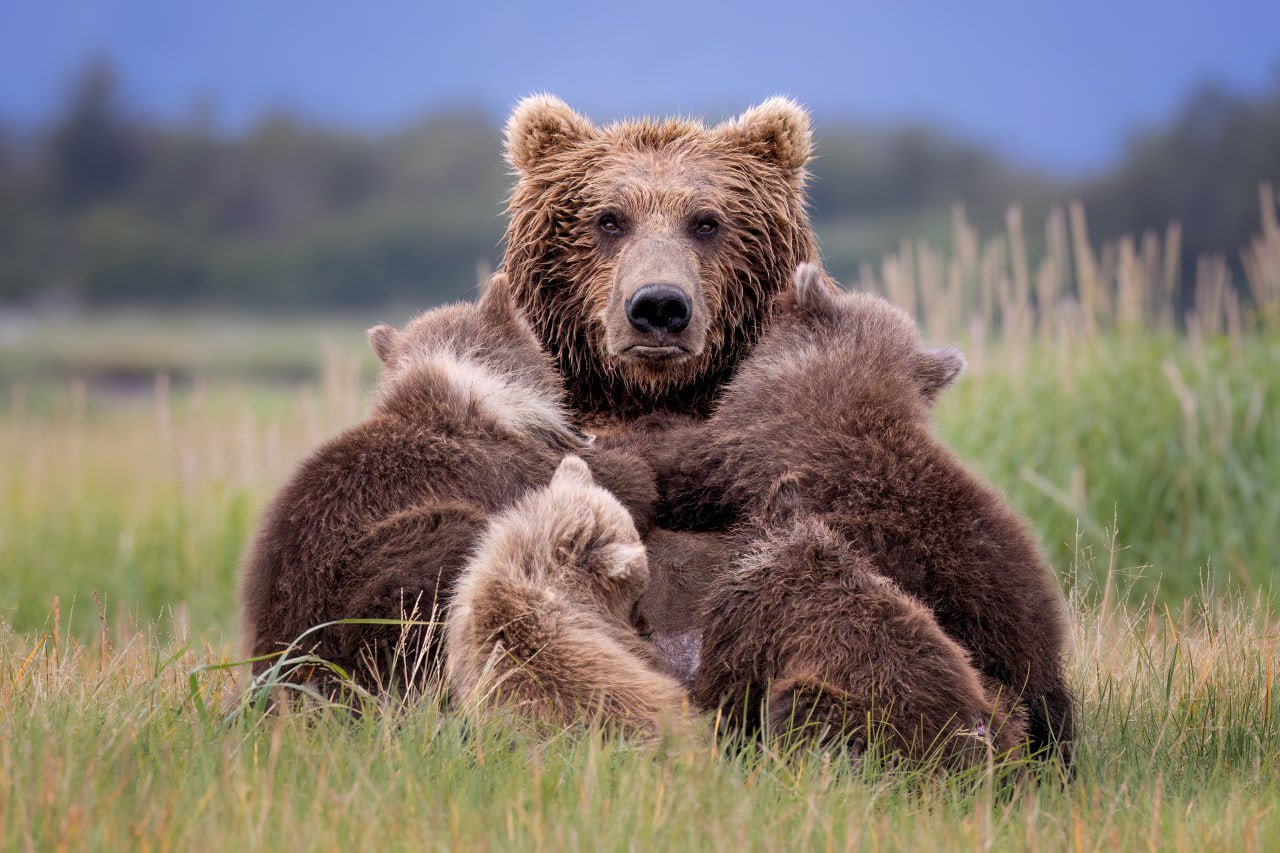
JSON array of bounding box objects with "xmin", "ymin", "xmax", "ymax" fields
[{"xmin": 0, "ymin": 60, "xmax": 1276, "ymax": 310}]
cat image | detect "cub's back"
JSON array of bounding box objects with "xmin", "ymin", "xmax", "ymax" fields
[{"xmin": 239, "ymin": 413, "xmax": 563, "ymax": 662}]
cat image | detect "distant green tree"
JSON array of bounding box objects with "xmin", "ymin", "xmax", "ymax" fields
[
  {"xmin": 47, "ymin": 59, "xmax": 145, "ymax": 205},
  {"xmin": 1083, "ymin": 78, "xmax": 1280, "ymax": 283}
]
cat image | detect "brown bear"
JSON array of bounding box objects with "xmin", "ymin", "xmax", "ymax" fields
[
  {"xmin": 238, "ymin": 274, "xmax": 657, "ymax": 689},
  {"xmin": 446, "ymin": 455, "xmax": 690, "ymax": 737},
  {"xmin": 661, "ymin": 264, "xmax": 1074, "ymax": 764}
]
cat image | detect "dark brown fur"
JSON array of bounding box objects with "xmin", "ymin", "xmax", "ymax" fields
[
  {"xmin": 695, "ymin": 505, "xmax": 1027, "ymax": 768},
  {"xmin": 593, "ymin": 412, "xmax": 740, "ymax": 686},
  {"xmin": 501, "ymin": 95, "xmax": 822, "ymax": 426},
  {"xmin": 238, "ymin": 275, "xmax": 656, "ymax": 688},
  {"xmin": 668, "ymin": 265, "xmax": 1075, "ymax": 764},
  {"xmin": 637, "ymin": 528, "xmax": 738, "ymax": 687}
]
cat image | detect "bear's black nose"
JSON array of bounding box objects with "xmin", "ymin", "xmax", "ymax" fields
[{"xmin": 626, "ymin": 285, "xmax": 692, "ymax": 334}]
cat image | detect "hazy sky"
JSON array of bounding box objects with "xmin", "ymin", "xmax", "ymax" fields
[{"xmin": 3, "ymin": 0, "xmax": 1278, "ymax": 174}]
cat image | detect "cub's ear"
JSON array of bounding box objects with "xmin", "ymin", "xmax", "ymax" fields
[
  {"xmin": 915, "ymin": 346, "xmax": 966, "ymax": 401},
  {"xmin": 717, "ymin": 96, "xmax": 813, "ymax": 173},
  {"xmin": 793, "ymin": 262, "xmax": 838, "ymax": 315},
  {"xmin": 551, "ymin": 454, "xmax": 596, "ymax": 490},
  {"xmin": 760, "ymin": 471, "xmax": 805, "ymax": 528},
  {"xmin": 505, "ymin": 94, "xmax": 596, "ymax": 173},
  {"xmin": 478, "ymin": 270, "xmax": 516, "ymax": 320},
  {"xmin": 366, "ymin": 324, "xmax": 399, "ymax": 366},
  {"xmin": 592, "ymin": 541, "xmax": 648, "ymax": 581}
]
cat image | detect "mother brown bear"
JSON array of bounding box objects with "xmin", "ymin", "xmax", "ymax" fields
[
  {"xmin": 498, "ymin": 96, "xmax": 1072, "ymax": 765},
  {"xmin": 237, "ymin": 96, "xmax": 810, "ymax": 694}
]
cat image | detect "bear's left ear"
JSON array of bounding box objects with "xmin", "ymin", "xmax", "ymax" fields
[
  {"xmin": 505, "ymin": 94, "xmax": 596, "ymax": 173},
  {"xmin": 550, "ymin": 455, "xmax": 596, "ymax": 490},
  {"xmin": 760, "ymin": 471, "xmax": 805, "ymax": 528},
  {"xmin": 716, "ymin": 96, "xmax": 813, "ymax": 173},
  {"xmin": 915, "ymin": 346, "xmax": 966, "ymax": 401}
]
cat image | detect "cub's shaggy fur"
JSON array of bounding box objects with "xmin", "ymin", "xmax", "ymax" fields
[
  {"xmin": 695, "ymin": 483, "xmax": 1027, "ymax": 768},
  {"xmin": 238, "ymin": 275, "xmax": 656, "ymax": 688},
  {"xmin": 446, "ymin": 456, "xmax": 689, "ymax": 736},
  {"xmin": 667, "ymin": 265, "xmax": 1075, "ymax": 763}
]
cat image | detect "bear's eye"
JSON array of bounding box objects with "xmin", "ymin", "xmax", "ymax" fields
[
  {"xmin": 597, "ymin": 214, "xmax": 623, "ymax": 236},
  {"xmin": 693, "ymin": 217, "xmax": 718, "ymax": 236}
]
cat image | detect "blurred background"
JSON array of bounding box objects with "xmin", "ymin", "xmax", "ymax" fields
[
  {"xmin": 3, "ymin": 1, "xmax": 1279, "ymax": 636},
  {"xmin": 4, "ymin": 2, "xmax": 1279, "ymax": 314}
]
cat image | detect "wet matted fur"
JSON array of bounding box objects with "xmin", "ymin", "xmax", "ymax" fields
[{"xmin": 501, "ymin": 95, "xmax": 824, "ymax": 425}]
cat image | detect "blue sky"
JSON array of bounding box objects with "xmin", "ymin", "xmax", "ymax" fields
[{"xmin": 3, "ymin": 0, "xmax": 1278, "ymax": 174}]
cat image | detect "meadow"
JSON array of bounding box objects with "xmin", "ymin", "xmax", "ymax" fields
[{"xmin": 2, "ymin": 194, "xmax": 1279, "ymax": 849}]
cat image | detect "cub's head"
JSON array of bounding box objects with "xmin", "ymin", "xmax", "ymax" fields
[
  {"xmin": 502, "ymin": 95, "xmax": 819, "ymax": 419},
  {"xmin": 537, "ymin": 456, "xmax": 649, "ymax": 627},
  {"xmin": 769, "ymin": 263, "xmax": 966, "ymax": 414},
  {"xmin": 367, "ymin": 273, "xmax": 587, "ymax": 450}
]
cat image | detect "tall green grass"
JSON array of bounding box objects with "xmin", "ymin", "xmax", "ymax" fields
[{"xmin": 938, "ymin": 333, "xmax": 1280, "ymax": 602}]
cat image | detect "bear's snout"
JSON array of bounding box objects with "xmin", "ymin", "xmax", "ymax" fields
[
  {"xmin": 626, "ymin": 284, "xmax": 692, "ymax": 335},
  {"xmin": 604, "ymin": 233, "xmax": 708, "ymax": 365}
]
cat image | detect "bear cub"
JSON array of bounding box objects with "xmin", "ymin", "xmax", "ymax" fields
[
  {"xmin": 446, "ymin": 455, "xmax": 690, "ymax": 737},
  {"xmin": 665, "ymin": 264, "xmax": 1075, "ymax": 764},
  {"xmin": 238, "ymin": 274, "xmax": 656, "ymax": 689},
  {"xmin": 694, "ymin": 477, "xmax": 1027, "ymax": 769}
]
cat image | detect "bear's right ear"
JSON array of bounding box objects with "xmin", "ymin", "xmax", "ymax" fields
[
  {"xmin": 550, "ymin": 455, "xmax": 596, "ymax": 490},
  {"xmin": 914, "ymin": 345, "xmax": 966, "ymax": 402},
  {"xmin": 505, "ymin": 94, "xmax": 596, "ymax": 173},
  {"xmin": 716, "ymin": 96, "xmax": 813, "ymax": 174},
  {"xmin": 366, "ymin": 324, "xmax": 399, "ymax": 366}
]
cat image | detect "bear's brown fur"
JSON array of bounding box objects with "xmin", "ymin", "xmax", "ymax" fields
[
  {"xmin": 446, "ymin": 456, "xmax": 689, "ymax": 736},
  {"xmin": 666, "ymin": 264, "xmax": 1075, "ymax": 763},
  {"xmin": 500, "ymin": 95, "xmax": 823, "ymax": 427},
  {"xmin": 637, "ymin": 527, "xmax": 737, "ymax": 687},
  {"xmin": 238, "ymin": 275, "xmax": 657, "ymax": 688},
  {"xmin": 590, "ymin": 413, "xmax": 740, "ymax": 686}
]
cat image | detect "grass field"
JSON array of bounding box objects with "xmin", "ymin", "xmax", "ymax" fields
[
  {"xmin": 2, "ymin": 579, "xmax": 1277, "ymax": 850},
  {"xmin": 3, "ymin": 197, "xmax": 1280, "ymax": 849}
]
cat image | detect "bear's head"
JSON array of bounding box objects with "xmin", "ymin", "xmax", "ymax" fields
[
  {"xmin": 501, "ymin": 95, "xmax": 819, "ymax": 422},
  {"xmin": 367, "ymin": 273, "xmax": 588, "ymax": 450},
  {"xmin": 773, "ymin": 262, "xmax": 966, "ymax": 416}
]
